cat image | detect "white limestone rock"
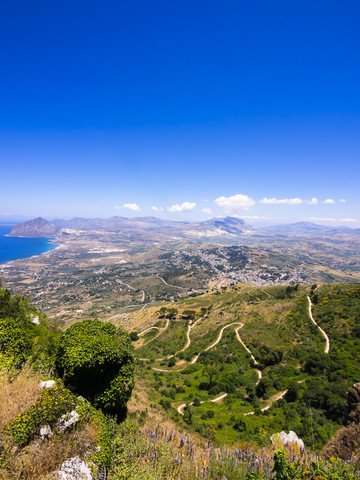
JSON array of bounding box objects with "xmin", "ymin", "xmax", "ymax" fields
[
  {"xmin": 270, "ymin": 430, "xmax": 304, "ymax": 449},
  {"xmin": 39, "ymin": 424, "xmax": 52, "ymax": 440},
  {"xmin": 40, "ymin": 380, "xmax": 55, "ymax": 389},
  {"xmin": 56, "ymin": 456, "xmax": 93, "ymax": 480},
  {"xmin": 58, "ymin": 410, "xmax": 80, "ymax": 432}
]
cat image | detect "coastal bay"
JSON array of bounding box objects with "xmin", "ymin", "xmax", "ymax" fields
[{"xmin": 0, "ymin": 226, "xmax": 58, "ymax": 264}]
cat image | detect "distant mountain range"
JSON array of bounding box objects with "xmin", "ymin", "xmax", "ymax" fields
[
  {"xmin": 263, "ymin": 221, "xmax": 360, "ymax": 237},
  {"xmin": 51, "ymin": 215, "xmax": 255, "ymax": 238},
  {"xmin": 8, "ymin": 216, "xmax": 360, "ymax": 239}
]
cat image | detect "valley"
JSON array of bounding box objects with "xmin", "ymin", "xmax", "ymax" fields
[{"xmin": 1, "ymin": 216, "xmax": 360, "ymax": 329}]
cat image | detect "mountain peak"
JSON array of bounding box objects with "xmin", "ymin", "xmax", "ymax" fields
[{"xmin": 9, "ymin": 217, "xmax": 59, "ymax": 238}]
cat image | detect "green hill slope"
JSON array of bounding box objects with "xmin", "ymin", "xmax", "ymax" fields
[{"xmin": 132, "ymin": 283, "xmax": 360, "ymax": 449}]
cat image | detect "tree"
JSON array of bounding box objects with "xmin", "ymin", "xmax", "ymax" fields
[
  {"xmin": 285, "ymin": 381, "xmax": 300, "ymax": 402},
  {"xmin": 182, "ymin": 310, "xmax": 196, "ymax": 320},
  {"xmin": 256, "ymin": 377, "xmax": 273, "ymax": 399},
  {"xmin": 167, "ymin": 357, "xmax": 176, "ymax": 367},
  {"xmin": 130, "ymin": 332, "xmax": 139, "ymax": 341},
  {"xmin": 204, "ymin": 364, "xmax": 219, "ymax": 389},
  {"xmin": 56, "ymin": 319, "xmax": 134, "ymax": 415},
  {"xmin": 183, "ymin": 405, "xmax": 193, "ymax": 424},
  {"xmin": 311, "ymin": 294, "xmax": 319, "ymax": 305},
  {"xmin": 166, "ymin": 308, "xmax": 178, "ymax": 319}
]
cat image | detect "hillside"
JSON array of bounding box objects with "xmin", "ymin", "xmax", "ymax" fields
[
  {"xmin": 131, "ymin": 283, "xmax": 360, "ymax": 450},
  {"xmin": 1, "ymin": 285, "xmax": 360, "ymax": 479}
]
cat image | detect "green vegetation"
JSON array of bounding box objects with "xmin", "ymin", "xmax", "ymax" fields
[
  {"xmin": 1, "ymin": 283, "xmax": 360, "ymax": 479},
  {"xmin": 271, "ymin": 447, "xmax": 358, "ymax": 480},
  {"xmin": 56, "ymin": 319, "xmax": 135, "ymax": 415},
  {"xmin": 0, "ymin": 286, "xmax": 134, "ymax": 479},
  {"xmin": 0, "ymin": 288, "xmax": 60, "ymax": 371},
  {"xmin": 108, "ymin": 412, "xmax": 360, "ymax": 480},
  {"xmin": 3, "ymin": 381, "xmax": 79, "ymax": 446},
  {"xmin": 134, "ymin": 284, "xmax": 360, "ymax": 450},
  {"xmin": 137, "ymin": 316, "xmax": 188, "ymax": 359}
]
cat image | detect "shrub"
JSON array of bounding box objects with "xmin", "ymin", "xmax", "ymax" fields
[
  {"xmin": 0, "ymin": 288, "xmax": 60, "ymax": 372},
  {"xmin": 271, "ymin": 448, "xmax": 358, "ymax": 480},
  {"xmin": 56, "ymin": 319, "xmax": 134, "ymax": 415},
  {"xmin": 168, "ymin": 357, "xmax": 176, "ymax": 367},
  {"xmin": 0, "ymin": 316, "xmax": 33, "ymax": 369},
  {"xmin": 3, "ymin": 382, "xmax": 78, "ymax": 446},
  {"xmin": 160, "ymin": 399, "xmax": 171, "ymax": 410}
]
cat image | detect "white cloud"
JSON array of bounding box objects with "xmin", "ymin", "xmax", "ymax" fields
[
  {"xmin": 340, "ymin": 218, "xmax": 358, "ymax": 223},
  {"xmin": 339, "ymin": 198, "xmax": 346, "ymax": 203},
  {"xmin": 260, "ymin": 197, "xmax": 303, "ymax": 205},
  {"xmin": 202, "ymin": 207, "xmax": 212, "ymax": 215},
  {"xmin": 152, "ymin": 206, "xmax": 164, "ymax": 212},
  {"xmin": 308, "ymin": 197, "xmax": 319, "ymax": 205},
  {"xmin": 116, "ymin": 203, "xmax": 140, "ymax": 211},
  {"xmin": 167, "ymin": 201, "xmax": 196, "ymax": 213},
  {"xmin": 215, "ymin": 194, "xmax": 255, "ymax": 212},
  {"xmin": 323, "ymin": 198, "xmax": 335, "ymax": 204}
]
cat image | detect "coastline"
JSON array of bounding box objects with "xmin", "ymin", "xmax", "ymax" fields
[{"xmin": 0, "ymin": 232, "xmax": 61, "ymax": 267}]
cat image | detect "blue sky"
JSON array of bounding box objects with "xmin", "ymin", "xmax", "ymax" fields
[{"xmin": 1, "ymin": 1, "xmax": 359, "ymax": 225}]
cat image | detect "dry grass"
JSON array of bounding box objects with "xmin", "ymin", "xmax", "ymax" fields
[
  {"xmin": 0, "ymin": 422, "xmax": 96, "ymax": 480},
  {"xmin": 0, "ymin": 368, "xmax": 42, "ymax": 429},
  {"xmin": 128, "ymin": 377, "xmax": 183, "ymax": 435},
  {"xmin": 0, "ymin": 370, "xmax": 100, "ymax": 480}
]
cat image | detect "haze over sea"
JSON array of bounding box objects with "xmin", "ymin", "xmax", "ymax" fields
[{"xmin": 0, "ymin": 226, "xmax": 57, "ymax": 264}]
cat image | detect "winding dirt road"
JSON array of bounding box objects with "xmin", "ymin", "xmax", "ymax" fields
[
  {"xmin": 142, "ymin": 318, "xmax": 262, "ymax": 380},
  {"xmin": 175, "ymin": 322, "xmax": 264, "ymax": 415},
  {"xmin": 307, "ymin": 296, "xmax": 330, "ymax": 353},
  {"xmin": 235, "ymin": 326, "xmax": 262, "ymax": 385},
  {"xmin": 138, "ymin": 318, "xmax": 170, "ymax": 356},
  {"xmin": 156, "ymin": 274, "xmax": 187, "ymax": 290},
  {"xmin": 243, "ymin": 389, "xmax": 289, "ymax": 416},
  {"xmin": 184, "ymin": 321, "xmax": 245, "ymax": 367},
  {"xmin": 146, "ymin": 296, "xmax": 324, "ymax": 418},
  {"xmin": 177, "ymin": 392, "xmax": 229, "ymax": 415},
  {"xmin": 138, "ymin": 326, "xmax": 159, "ymax": 336}
]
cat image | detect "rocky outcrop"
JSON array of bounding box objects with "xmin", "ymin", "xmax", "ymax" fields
[
  {"xmin": 39, "ymin": 424, "xmax": 52, "ymax": 441},
  {"xmin": 8, "ymin": 217, "xmax": 58, "ymax": 237},
  {"xmin": 322, "ymin": 424, "xmax": 360, "ymax": 460},
  {"xmin": 58, "ymin": 410, "xmax": 80, "ymax": 432},
  {"xmin": 345, "ymin": 383, "xmax": 360, "ymax": 425},
  {"xmin": 322, "ymin": 383, "xmax": 360, "ymax": 460},
  {"xmin": 270, "ymin": 430, "xmax": 304, "ymax": 450},
  {"xmin": 40, "ymin": 380, "xmax": 56, "ymax": 389},
  {"xmin": 55, "ymin": 456, "xmax": 93, "ymax": 480}
]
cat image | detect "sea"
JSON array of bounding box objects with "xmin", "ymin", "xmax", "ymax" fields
[{"xmin": 0, "ymin": 225, "xmax": 58, "ymax": 265}]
